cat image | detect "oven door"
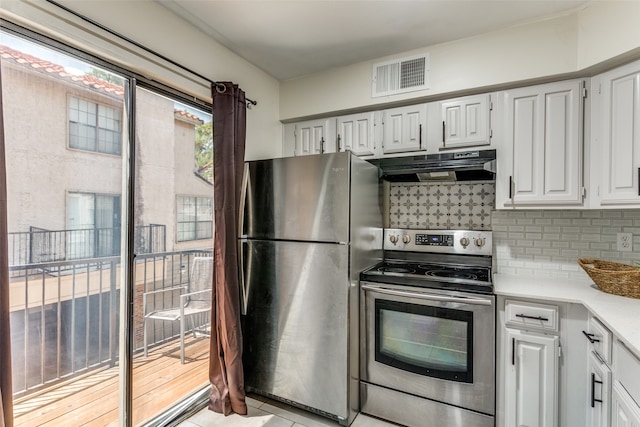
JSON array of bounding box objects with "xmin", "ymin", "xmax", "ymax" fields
[{"xmin": 361, "ymin": 281, "xmax": 495, "ymax": 415}]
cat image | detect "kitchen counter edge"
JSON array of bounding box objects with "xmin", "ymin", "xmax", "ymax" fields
[{"xmin": 494, "ymin": 274, "xmax": 640, "ymax": 358}]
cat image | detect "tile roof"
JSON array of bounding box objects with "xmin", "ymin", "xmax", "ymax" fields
[
  {"xmin": 0, "ymin": 44, "xmax": 125, "ymax": 97},
  {"xmin": 174, "ymin": 109, "xmax": 204, "ymax": 124},
  {"xmin": 1, "ymin": 44, "xmax": 206, "ymax": 124}
]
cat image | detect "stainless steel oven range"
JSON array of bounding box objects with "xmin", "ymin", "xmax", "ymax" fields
[{"xmin": 360, "ymin": 228, "xmax": 495, "ymax": 427}]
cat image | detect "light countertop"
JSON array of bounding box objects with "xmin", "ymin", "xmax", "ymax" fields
[{"xmin": 494, "ymin": 274, "xmax": 640, "ymax": 358}]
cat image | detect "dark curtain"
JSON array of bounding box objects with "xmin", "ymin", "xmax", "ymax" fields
[
  {"xmin": 208, "ymin": 82, "xmax": 247, "ymax": 416},
  {"xmin": 0, "ymin": 61, "xmax": 14, "ymax": 427}
]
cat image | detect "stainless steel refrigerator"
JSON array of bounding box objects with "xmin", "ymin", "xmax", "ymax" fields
[{"xmin": 239, "ymin": 152, "xmax": 382, "ymax": 426}]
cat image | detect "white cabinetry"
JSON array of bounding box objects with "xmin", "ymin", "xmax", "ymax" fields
[
  {"xmin": 380, "ymin": 104, "xmax": 427, "ymax": 154},
  {"xmin": 440, "ymin": 94, "xmax": 492, "ymax": 150},
  {"xmin": 611, "ymin": 340, "xmax": 640, "ymax": 427},
  {"xmin": 589, "ymin": 351, "xmax": 612, "ymax": 427},
  {"xmin": 612, "ymin": 382, "xmax": 640, "ymax": 427},
  {"xmin": 288, "ymin": 118, "xmax": 336, "ymax": 156},
  {"xmin": 584, "ymin": 315, "xmax": 614, "ymax": 427},
  {"xmin": 498, "ymin": 297, "xmax": 588, "ymax": 427},
  {"xmin": 590, "ymin": 59, "xmax": 640, "ymax": 207},
  {"xmin": 505, "ymin": 328, "xmax": 559, "ymax": 427},
  {"xmin": 496, "ymin": 79, "xmax": 585, "ymax": 208},
  {"xmin": 336, "ymin": 112, "xmax": 378, "ymax": 157}
]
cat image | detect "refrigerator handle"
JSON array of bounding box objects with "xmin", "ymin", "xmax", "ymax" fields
[
  {"xmin": 238, "ymin": 163, "xmax": 249, "ymax": 238},
  {"xmin": 238, "ymin": 239, "xmax": 248, "ymax": 315}
]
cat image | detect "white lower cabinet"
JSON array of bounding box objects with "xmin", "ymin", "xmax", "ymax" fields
[
  {"xmin": 505, "ymin": 328, "xmax": 559, "ymax": 427},
  {"xmin": 612, "ymin": 382, "xmax": 640, "ymax": 427},
  {"xmin": 588, "ymin": 351, "xmax": 612, "ymax": 427},
  {"xmin": 498, "ymin": 298, "xmax": 588, "ymax": 427}
]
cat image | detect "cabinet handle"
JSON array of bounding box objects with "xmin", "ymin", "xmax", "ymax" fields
[
  {"xmin": 442, "ymin": 121, "xmax": 445, "ymax": 145},
  {"xmin": 591, "ymin": 373, "xmax": 603, "ymax": 408},
  {"xmin": 582, "ymin": 330, "xmax": 601, "ymax": 344},
  {"xmin": 511, "ymin": 337, "xmax": 515, "ymax": 365},
  {"xmin": 637, "ymin": 168, "xmax": 640, "ymax": 196},
  {"xmin": 515, "ymin": 313, "xmax": 549, "ymax": 322},
  {"xmin": 320, "ymin": 137, "xmax": 325, "ymax": 154},
  {"xmin": 509, "ymin": 176, "xmax": 513, "ymax": 199},
  {"xmin": 337, "ymin": 134, "xmax": 342, "ymax": 151},
  {"xmin": 419, "ymin": 124, "xmax": 423, "ymax": 149}
]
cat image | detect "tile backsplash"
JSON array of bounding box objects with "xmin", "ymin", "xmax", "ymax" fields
[
  {"xmin": 388, "ymin": 181, "xmax": 495, "ymax": 230},
  {"xmin": 492, "ymin": 209, "xmax": 640, "ymax": 280}
]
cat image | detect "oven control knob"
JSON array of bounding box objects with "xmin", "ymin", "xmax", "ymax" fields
[
  {"xmin": 474, "ymin": 237, "xmax": 486, "ymax": 248},
  {"xmin": 402, "ymin": 234, "xmax": 411, "ymax": 244},
  {"xmin": 459, "ymin": 237, "xmax": 470, "ymax": 248},
  {"xmin": 389, "ymin": 234, "xmax": 399, "ymax": 245}
]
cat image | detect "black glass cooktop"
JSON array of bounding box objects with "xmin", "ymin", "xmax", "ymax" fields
[{"xmin": 361, "ymin": 260, "xmax": 493, "ymax": 293}]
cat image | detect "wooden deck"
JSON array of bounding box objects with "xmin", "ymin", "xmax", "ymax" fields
[{"xmin": 14, "ymin": 335, "xmax": 210, "ymax": 426}]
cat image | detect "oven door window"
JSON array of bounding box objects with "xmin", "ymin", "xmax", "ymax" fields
[{"xmin": 375, "ymin": 299, "xmax": 473, "ymax": 383}]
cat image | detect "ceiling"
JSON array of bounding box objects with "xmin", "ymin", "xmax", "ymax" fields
[{"xmin": 158, "ymin": 0, "xmax": 590, "ymax": 81}]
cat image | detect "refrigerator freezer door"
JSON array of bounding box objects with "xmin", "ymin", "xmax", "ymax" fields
[
  {"xmin": 244, "ymin": 153, "xmax": 351, "ymax": 243},
  {"xmin": 242, "ymin": 239, "xmax": 350, "ymax": 420}
]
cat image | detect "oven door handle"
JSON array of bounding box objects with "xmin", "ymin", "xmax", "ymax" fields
[{"xmin": 361, "ymin": 284, "xmax": 493, "ymax": 306}]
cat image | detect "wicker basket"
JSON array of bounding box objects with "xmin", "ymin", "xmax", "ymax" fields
[{"xmin": 578, "ymin": 258, "xmax": 640, "ymax": 299}]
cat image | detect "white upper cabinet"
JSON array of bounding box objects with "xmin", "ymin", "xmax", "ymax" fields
[
  {"xmin": 380, "ymin": 104, "xmax": 427, "ymax": 154},
  {"xmin": 496, "ymin": 79, "xmax": 585, "ymax": 208},
  {"xmin": 291, "ymin": 118, "xmax": 336, "ymax": 156},
  {"xmin": 336, "ymin": 112, "xmax": 378, "ymax": 157},
  {"xmin": 590, "ymin": 59, "xmax": 640, "ymax": 207},
  {"xmin": 440, "ymin": 94, "xmax": 492, "ymax": 150}
]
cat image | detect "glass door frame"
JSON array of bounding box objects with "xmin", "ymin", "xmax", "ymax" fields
[{"xmin": 1, "ymin": 21, "xmax": 212, "ymax": 427}]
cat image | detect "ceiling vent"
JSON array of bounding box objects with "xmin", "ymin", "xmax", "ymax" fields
[{"xmin": 372, "ymin": 53, "xmax": 429, "ymax": 98}]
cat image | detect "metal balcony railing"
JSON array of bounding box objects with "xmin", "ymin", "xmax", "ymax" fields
[
  {"xmin": 7, "ymin": 224, "xmax": 166, "ymax": 271},
  {"xmin": 9, "ymin": 248, "xmax": 212, "ymax": 398}
]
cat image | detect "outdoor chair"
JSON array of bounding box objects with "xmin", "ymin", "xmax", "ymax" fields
[{"xmin": 143, "ymin": 256, "xmax": 213, "ymax": 363}]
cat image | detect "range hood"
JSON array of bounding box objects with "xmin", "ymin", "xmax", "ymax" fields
[{"xmin": 368, "ymin": 149, "xmax": 496, "ymax": 182}]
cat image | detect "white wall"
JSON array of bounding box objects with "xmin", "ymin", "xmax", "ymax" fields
[
  {"xmin": 577, "ymin": 1, "xmax": 640, "ymax": 70},
  {"xmin": 280, "ymin": 1, "xmax": 640, "ymax": 121},
  {"xmin": 0, "ymin": 0, "xmax": 283, "ymax": 160}
]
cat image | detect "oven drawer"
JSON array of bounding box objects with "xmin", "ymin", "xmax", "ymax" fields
[{"xmin": 505, "ymin": 299, "xmax": 559, "ymax": 333}]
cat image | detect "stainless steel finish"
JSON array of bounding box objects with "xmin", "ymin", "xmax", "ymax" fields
[
  {"xmin": 243, "ymin": 240, "xmax": 350, "ymax": 418},
  {"xmin": 360, "ymin": 382, "xmax": 495, "ymax": 427},
  {"xmin": 244, "ymin": 153, "xmax": 351, "ymax": 243},
  {"xmin": 361, "ymin": 281, "xmax": 496, "ymax": 416},
  {"xmin": 360, "ymin": 284, "xmax": 493, "ymax": 306},
  {"xmin": 384, "ymin": 228, "xmax": 492, "ymax": 256},
  {"xmin": 238, "ymin": 166, "xmax": 250, "ymax": 314},
  {"xmin": 369, "ymin": 148, "xmax": 496, "ymax": 182},
  {"xmin": 241, "ymin": 152, "xmax": 382, "ymax": 426}
]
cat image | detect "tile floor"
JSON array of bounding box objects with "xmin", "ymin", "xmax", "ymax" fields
[{"xmin": 179, "ymin": 394, "xmax": 399, "ymax": 427}]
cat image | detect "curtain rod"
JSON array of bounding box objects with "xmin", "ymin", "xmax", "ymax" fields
[{"xmin": 45, "ymin": 0, "xmax": 257, "ymax": 107}]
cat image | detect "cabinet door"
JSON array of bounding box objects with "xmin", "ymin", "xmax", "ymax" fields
[
  {"xmin": 336, "ymin": 112, "xmax": 377, "ymax": 156},
  {"xmin": 294, "ymin": 118, "xmax": 335, "ymax": 156},
  {"xmin": 499, "ymin": 80, "xmax": 584, "ymax": 207},
  {"xmin": 381, "ymin": 104, "xmax": 426, "ymax": 154},
  {"xmin": 612, "ymin": 382, "xmax": 640, "ymax": 427},
  {"xmin": 505, "ymin": 328, "xmax": 559, "ymax": 427},
  {"xmin": 441, "ymin": 94, "xmax": 491, "ymax": 149},
  {"xmin": 597, "ymin": 61, "xmax": 640, "ymax": 205},
  {"xmin": 587, "ymin": 351, "xmax": 612, "ymax": 427}
]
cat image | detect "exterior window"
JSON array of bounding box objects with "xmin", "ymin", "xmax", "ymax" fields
[
  {"xmin": 177, "ymin": 196, "xmax": 213, "ymax": 242},
  {"xmin": 69, "ymin": 96, "xmax": 122, "ymax": 155}
]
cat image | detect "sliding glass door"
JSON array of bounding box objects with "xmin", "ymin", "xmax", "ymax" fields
[
  {"xmin": 1, "ymin": 28, "xmax": 211, "ymax": 426},
  {"xmin": 131, "ymin": 87, "xmax": 212, "ymax": 424}
]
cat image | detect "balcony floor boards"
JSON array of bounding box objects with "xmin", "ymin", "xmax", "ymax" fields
[{"xmin": 14, "ymin": 335, "xmax": 210, "ymax": 426}]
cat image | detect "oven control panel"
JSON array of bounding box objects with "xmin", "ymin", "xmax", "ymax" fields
[{"xmin": 384, "ymin": 229, "xmax": 492, "ymax": 256}]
